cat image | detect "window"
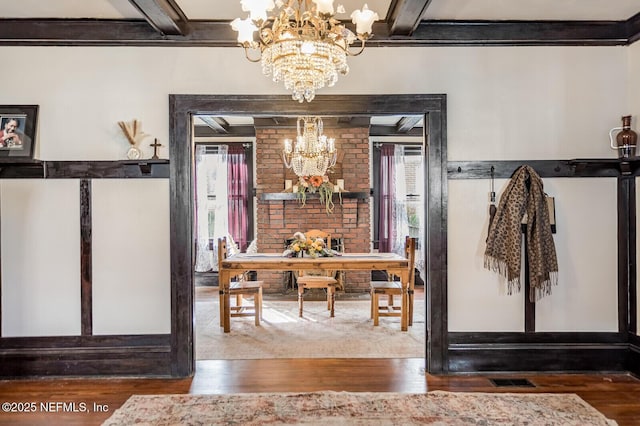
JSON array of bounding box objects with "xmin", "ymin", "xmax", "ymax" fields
[
  {"xmin": 194, "ymin": 143, "xmax": 255, "ymax": 272},
  {"xmin": 372, "ymin": 143, "xmax": 424, "ymax": 250}
]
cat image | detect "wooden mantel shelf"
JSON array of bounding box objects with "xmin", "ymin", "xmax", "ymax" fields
[
  {"xmin": 45, "ymin": 159, "xmax": 169, "ymax": 178},
  {"xmin": 259, "ymin": 191, "xmax": 369, "ymax": 201},
  {"xmin": 0, "ymin": 160, "xmax": 170, "ymax": 179}
]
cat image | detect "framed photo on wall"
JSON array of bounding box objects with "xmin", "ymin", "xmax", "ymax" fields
[{"xmin": 0, "ymin": 105, "xmax": 38, "ymax": 161}]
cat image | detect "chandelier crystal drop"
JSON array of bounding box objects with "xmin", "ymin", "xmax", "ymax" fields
[
  {"xmin": 283, "ymin": 116, "xmax": 337, "ymax": 177},
  {"xmin": 231, "ymin": 0, "xmax": 379, "ymax": 103}
]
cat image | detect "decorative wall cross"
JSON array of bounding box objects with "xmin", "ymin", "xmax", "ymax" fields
[{"xmin": 150, "ymin": 138, "xmax": 162, "ymax": 159}]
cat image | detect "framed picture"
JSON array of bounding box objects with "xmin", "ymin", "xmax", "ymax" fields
[{"xmin": 0, "ymin": 105, "xmax": 38, "ymax": 161}]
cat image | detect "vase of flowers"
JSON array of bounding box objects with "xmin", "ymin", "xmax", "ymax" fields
[
  {"xmin": 295, "ymin": 175, "xmax": 341, "ymax": 214},
  {"xmin": 283, "ymin": 232, "xmax": 339, "ymax": 258}
]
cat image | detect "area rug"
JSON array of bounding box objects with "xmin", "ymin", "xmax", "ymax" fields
[
  {"xmin": 196, "ymin": 287, "xmax": 425, "ymax": 359},
  {"xmin": 102, "ymin": 390, "xmax": 616, "ymax": 425}
]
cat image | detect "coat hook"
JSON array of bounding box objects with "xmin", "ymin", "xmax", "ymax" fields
[{"xmin": 457, "ymin": 166, "xmax": 462, "ymax": 172}]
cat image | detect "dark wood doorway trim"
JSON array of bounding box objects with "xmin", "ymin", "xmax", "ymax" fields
[{"xmin": 168, "ymin": 94, "xmax": 448, "ymax": 376}]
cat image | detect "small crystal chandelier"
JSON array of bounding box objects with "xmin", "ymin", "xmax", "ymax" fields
[
  {"xmin": 231, "ymin": 0, "xmax": 379, "ymax": 103},
  {"xmin": 283, "ymin": 116, "xmax": 337, "ymax": 177}
]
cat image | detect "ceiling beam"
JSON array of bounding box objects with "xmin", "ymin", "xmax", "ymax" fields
[
  {"xmin": 0, "ymin": 19, "xmax": 633, "ymax": 47},
  {"xmin": 194, "ymin": 125, "xmax": 255, "ymax": 138},
  {"xmin": 404, "ymin": 20, "xmax": 628, "ymax": 46},
  {"xmin": 127, "ymin": 0, "xmax": 188, "ymax": 36},
  {"xmin": 253, "ymin": 117, "xmax": 371, "ymax": 128},
  {"xmin": 627, "ymin": 11, "xmax": 640, "ymax": 44},
  {"xmin": 387, "ymin": 0, "xmax": 434, "ymax": 36},
  {"xmin": 370, "ymin": 125, "xmax": 424, "ymax": 137},
  {"xmin": 198, "ymin": 116, "xmax": 229, "ymax": 134},
  {"xmin": 397, "ymin": 116, "xmax": 422, "ymax": 133}
]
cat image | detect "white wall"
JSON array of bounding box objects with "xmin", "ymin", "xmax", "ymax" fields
[
  {"xmin": 449, "ymin": 178, "xmax": 618, "ymax": 332},
  {"xmin": 1, "ymin": 180, "xmax": 81, "ymax": 336},
  {"xmin": 91, "ymin": 179, "xmax": 170, "ymax": 335},
  {"xmin": 535, "ymin": 178, "xmax": 618, "ymax": 332},
  {"xmin": 448, "ymin": 178, "xmax": 524, "ymax": 331},
  {"xmin": 0, "ymin": 44, "xmax": 631, "ymax": 335}
]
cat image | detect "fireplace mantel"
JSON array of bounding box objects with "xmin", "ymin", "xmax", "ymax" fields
[{"xmin": 259, "ymin": 191, "xmax": 369, "ymax": 201}]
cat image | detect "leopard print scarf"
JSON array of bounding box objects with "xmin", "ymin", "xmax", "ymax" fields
[{"xmin": 484, "ymin": 165, "xmax": 558, "ymax": 301}]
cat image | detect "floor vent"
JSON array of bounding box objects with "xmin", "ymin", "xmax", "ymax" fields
[{"xmin": 489, "ymin": 378, "xmax": 535, "ymax": 387}]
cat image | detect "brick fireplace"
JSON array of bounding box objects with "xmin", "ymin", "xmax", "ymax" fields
[{"xmin": 255, "ymin": 123, "xmax": 371, "ymax": 293}]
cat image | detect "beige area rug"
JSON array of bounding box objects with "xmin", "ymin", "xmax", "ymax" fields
[
  {"xmin": 102, "ymin": 391, "xmax": 616, "ymax": 425},
  {"xmin": 196, "ymin": 287, "xmax": 425, "ymax": 359}
]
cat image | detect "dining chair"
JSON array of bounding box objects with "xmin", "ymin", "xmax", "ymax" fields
[
  {"xmin": 218, "ymin": 237, "xmax": 263, "ymax": 326},
  {"xmin": 370, "ymin": 236, "xmax": 416, "ymax": 326},
  {"xmin": 296, "ymin": 229, "xmax": 339, "ymax": 317}
]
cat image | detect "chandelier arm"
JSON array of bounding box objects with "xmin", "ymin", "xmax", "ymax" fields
[
  {"xmin": 283, "ymin": 152, "xmax": 292, "ymax": 169},
  {"xmin": 243, "ymin": 45, "xmax": 262, "ymax": 63},
  {"xmin": 345, "ymin": 39, "xmax": 367, "ymax": 57}
]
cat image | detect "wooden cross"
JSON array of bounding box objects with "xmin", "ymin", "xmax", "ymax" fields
[{"xmin": 150, "ymin": 138, "xmax": 162, "ymax": 159}]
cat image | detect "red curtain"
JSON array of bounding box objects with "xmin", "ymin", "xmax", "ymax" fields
[
  {"xmin": 378, "ymin": 144, "xmax": 395, "ymax": 252},
  {"xmin": 227, "ymin": 145, "xmax": 249, "ymax": 252}
]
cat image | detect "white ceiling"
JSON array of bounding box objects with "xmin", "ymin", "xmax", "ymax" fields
[
  {"xmin": 1, "ymin": 0, "xmax": 638, "ymax": 21},
  {"xmin": 0, "ymin": 0, "xmax": 141, "ymax": 19},
  {"xmin": 423, "ymin": 0, "xmax": 640, "ymax": 21}
]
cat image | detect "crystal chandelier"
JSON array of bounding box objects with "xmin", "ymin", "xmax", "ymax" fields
[
  {"xmin": 231, "ymin": 0, "xmax": 379, "ymax": 103},
  {"xmin": 283, "ymin": 116, "xmax": 337, "ymax": 177}
]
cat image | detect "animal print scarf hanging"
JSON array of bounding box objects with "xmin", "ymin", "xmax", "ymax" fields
[{"xmin": 484, "ymin": 165, "xmax": 558, "ymax": 301}]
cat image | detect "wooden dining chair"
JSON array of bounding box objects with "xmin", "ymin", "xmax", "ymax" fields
[
  {"xmin": 370, "ymin": 236, "xmax": 416, "ymax": 326},
  {"xmin": 218, "ymin": 237, "xmax": 263, "ymax": 326},
  {"xmin": 296, "ymin": 229, "xmax": 339, "ymax": 317}
]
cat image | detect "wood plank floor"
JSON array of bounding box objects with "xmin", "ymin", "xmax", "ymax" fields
[{"xmin": 0, "ymin": 359, "xmax": 638, "ymax": 425}]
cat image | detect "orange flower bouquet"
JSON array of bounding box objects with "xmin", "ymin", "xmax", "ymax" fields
[{"xmin": 295, "ymin": 175, "xmax": 340, "ymax": 214}]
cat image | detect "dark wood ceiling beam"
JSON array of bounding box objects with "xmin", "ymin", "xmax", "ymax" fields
[
  {"xmin": 198, "ymin": 116, "xmax": 228, "ymax": 134},
  {"xmin": 0, "ymin": 19, "xmax": 633, "ymax": 47},
  {"xmin": 127, "ymin": 0, "xmax": 188, "ymax": 36},
  {"xmin": 627, "ymin": 12, "xmax": 640, "ymax": 44},
  {"xmin": 194, "ymin": 125, "xmax": 255, "ymax": 138},
  {"xmin": 253, "ymin": 117, "xmax": 370, "ymax": 128},
  {"xmin": 0, "ymin": 19, "xmax": 172, "ymax": 45},
  {"xmin": 399, "ymin": 20, "xmax": 628, "ymax": 46},
  {"xmin": 387, "ymin": 0, "xmax": 433, "ymax": 36},
  {"xmin": 370, "ymin": 125, "xmax": 424, "ymax": 137},
  {"xmin": 397, "ymin": 116, "xmax": 422, "ymax": 133}
]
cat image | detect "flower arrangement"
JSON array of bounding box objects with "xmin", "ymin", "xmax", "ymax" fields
[
  {"xmin": 283, "ymin": 232, "xmax": 339, "ymax": 258},
  {"xmin": 295, "ymin": 175, "xmax": 341, "ymax": 214}
]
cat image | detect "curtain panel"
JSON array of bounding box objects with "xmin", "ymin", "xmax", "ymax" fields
[{"xmin": 227, "ymin": 145, "xmax": 249, "ymax": 252}]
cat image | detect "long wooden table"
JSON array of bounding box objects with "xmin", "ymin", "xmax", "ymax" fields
[{"xmin": 218, "ymin": 253, "xmax": 410, "ymax": 333}]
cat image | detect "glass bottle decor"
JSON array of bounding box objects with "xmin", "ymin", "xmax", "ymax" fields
[{"xmin": 609, "ymin": 115, "xmax": 638, "ymax": 159}]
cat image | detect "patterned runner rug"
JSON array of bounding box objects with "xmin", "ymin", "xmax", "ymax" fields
[
  {"xmin": 196, "ymin": 287, "xmax": 425, "ymax": 359},
  {"xmin": 103, "ymin": 391, "xmax": 616, "ymax": 425}
]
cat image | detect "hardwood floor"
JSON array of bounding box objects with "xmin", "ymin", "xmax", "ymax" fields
[
  {"xmin": 1, "ymin": 288, "xmax": 637, "ymax": 424},
  {"xmin": 0, "ymin": 360, "xmax": 638, "ymax": 425}
]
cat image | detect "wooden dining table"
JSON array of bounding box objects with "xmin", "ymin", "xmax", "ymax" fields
[{"xmin": 218, "ymin": 253, "xmax": 410, "ymax": 333}]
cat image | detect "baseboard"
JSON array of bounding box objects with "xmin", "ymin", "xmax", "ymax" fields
[
  {"xmin": 448, "ymin": 343, "xmax": 628, "ymax": 373},
  {"xmin": 0, "ymin": 334, "xmax": 172, "ymax": 378},
  {"xmin": 628, "ymin": 333, "xmax": 640, "ymax": 377},
  {"xmin": 448, "ymin": 332, "xmax": 628, "ymax": 373}
]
